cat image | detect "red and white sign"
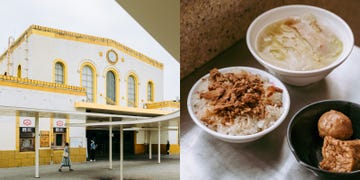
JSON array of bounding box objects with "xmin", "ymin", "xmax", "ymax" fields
[
  {"xmin": 53, "ymin": 119, "xmax": 66, "ymax": 128},
  {"xmin": 20, "ymin": 117, "xmax": 35, "ymax": 127}
]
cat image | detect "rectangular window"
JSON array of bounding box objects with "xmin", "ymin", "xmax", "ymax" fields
[
  {"xmin": 53, "ymin": 128, "xmax": 66, "ymax": 147},
  {"xmin": 128, "ymin": 76, "xmax": 136, "ymax": 107},
  {"xmin": 55, "ymin": 134, "xmax": 64, "ymax": 146},
  {"xmin": 19, "ymin": 127, "xmax": 35, "ymax": 152},
  {"xmin": 55, "ymin": 63, "xmax": 64, "ymax": 84},
  {"xmin": 147, "ymin": 82, "xmax": 154, "ymax": 102},
  {"xmin": 82, "ymin": 66, "xmax": 94, "ymax": 102},
  {"xmin": 106, "ymin": 71, "xmax": 116, "ymax": 104}
]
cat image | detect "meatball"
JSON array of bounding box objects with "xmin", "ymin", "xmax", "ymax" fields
[{"xmin": 318, "ymin": 110, "xmax": 353, "ymax": 140}]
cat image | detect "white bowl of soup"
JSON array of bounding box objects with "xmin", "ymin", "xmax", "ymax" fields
[{"xmin": 246, "ymin": 5, "xmax": 354, "ymax": 86}]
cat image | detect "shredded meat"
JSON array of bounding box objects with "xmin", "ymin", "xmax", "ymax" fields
[
  {"xmin": 199, "ymin": 68, "xmax": 268, "ymax": 125},
  {"xmin": 266, "ymin": 86, "xmax": 283, "ymax": 97},
  {"xmin": 199, "ymin": 87, "xmax": 225, "ymax": 101}
]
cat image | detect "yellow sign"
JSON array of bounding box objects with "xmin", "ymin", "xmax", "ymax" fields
[{"xmin": 40, "ymin": 131, "xmax": 49, "ymax": 147}]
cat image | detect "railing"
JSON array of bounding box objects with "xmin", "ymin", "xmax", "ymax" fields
[
  {"xmin": 105, "ymin": 97, "xmax": 116, "ymax": 105},
  {"xmin": 127, "ymin": 100, "xmax": 137, "ymax": 107},
  {"xmin": 0, "ymin": 75, "xmax": 86, "ymax": 95},
  {"xmin": 144, "ymin": 101, "xmax": 180, "ymax": 109},
  {"xmin": 99, "ymin": 94, "xmax": 116, "ymax": 105}
]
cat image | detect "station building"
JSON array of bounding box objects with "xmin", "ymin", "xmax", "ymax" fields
[{"xmin": 0, "ymin": 25, "xmax": 179, "ymax": 168}]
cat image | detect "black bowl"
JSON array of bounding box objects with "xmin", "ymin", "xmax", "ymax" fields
[{"xmin": 287, "ymin": 100, "xmax": 360, "ymax": 179}]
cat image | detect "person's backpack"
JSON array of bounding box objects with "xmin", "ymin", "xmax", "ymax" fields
[{"xmin": 91, "ymin": 143, "xmax": 97, "ymax": 150}]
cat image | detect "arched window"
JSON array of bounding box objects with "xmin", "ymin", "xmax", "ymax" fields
[
  {"xmin": 147, "ymin": 81, "xmax": 154, "ymax": 102},
  {"xmin": 55, "ymin": 62, "xmax": 64, "ymax": 84},
  {"xmin": 127, "ymin": 75, "xmax": 137, "ymax": 107},
  {"xmin": 82, "ymin": 65, "xmax": 94, "ymax": 102},
  {"xmin": 17, "ymin": 65, "xmax": 22, "ymax": 78},
  {"xmin": 106, "ymin": 71, "xmax": 116, "ymax": 104}
]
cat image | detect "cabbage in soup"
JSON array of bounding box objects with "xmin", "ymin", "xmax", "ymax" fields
[{"xmin": 257, "ymin": 14, "xmax": 343, "ymax": 71}]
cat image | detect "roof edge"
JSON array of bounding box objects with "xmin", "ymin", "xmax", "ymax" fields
[{"xmin": 0, "ymin": 25, "xmax": 164, "ymax": 70}]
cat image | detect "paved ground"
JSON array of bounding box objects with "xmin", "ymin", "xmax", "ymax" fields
[{"xmin": 0, "ymin": 155, "xmax": 179, "ymax": 180}]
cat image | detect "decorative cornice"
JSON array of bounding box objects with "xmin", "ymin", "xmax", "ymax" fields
[
  {"xmin": 74, "ymin": 102, "xmax": 169, "ymax": 116},
  {"xmin": 145, "ymin": 101, "xmax": 180, "ymax": 109},
  {"xmin": 0, "ymin": 25, "xmax": 164, "ymax": 70},
  {"xmin": 0, "ymin": 75, "xmax": 86, "ymax": 96}
]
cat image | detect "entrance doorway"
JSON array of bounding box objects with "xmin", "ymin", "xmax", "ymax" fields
[{"xmin": 86, "ymin": 129, "xmax": 134, "ymax": 160}]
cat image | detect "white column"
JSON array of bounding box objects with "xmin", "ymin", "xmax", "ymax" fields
[
  {"xmin": 34, "ymin": 113, "xmax": 40, "ymax": 178},
  {"xmin": 120, "ymin": 125, "xmax": 123, "ymax": 180},
  {"xmin": 109, "ymin": 117, "xmax": 112, "ymax": 170},
  {"xmin": 158, "ymin": 122, "xmax": 161, "ymax": 164},
  {"xmin": 149, "ymin": 131, "xmax": 152, "ymax": 159}
]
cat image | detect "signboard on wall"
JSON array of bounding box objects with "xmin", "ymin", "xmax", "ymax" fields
[
  {"xmin": 20, "ymin": 117, "xmax": 35, "ymax": 127},
  {"xmin": 40, "ymin": 131, "xmax": 50, "ymax": 147},
  {"xmin": 53, "ymin": 119, "xmax": 66, "ymax": 128}
]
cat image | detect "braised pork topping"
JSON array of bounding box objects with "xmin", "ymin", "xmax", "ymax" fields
[{"xmin": 199, "ymin": 68, "xmax": 282, "ymax": 125}]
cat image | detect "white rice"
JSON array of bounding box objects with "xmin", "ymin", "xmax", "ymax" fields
[{"xmin": 191, "ymin": 74, "xmax": 284, "ymax": 136}]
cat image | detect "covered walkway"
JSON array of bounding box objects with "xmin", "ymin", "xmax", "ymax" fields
[{"xmin": 0, "ymin": 105, "xmax": 179, "ymax": 180}]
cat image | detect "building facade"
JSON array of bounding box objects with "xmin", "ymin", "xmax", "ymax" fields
[{"xmin": 0, "ymin": 25, "xmax": 179, "ymax": 168}]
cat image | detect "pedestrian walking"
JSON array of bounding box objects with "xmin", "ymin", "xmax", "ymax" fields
[
  {"xmin": 58, "ymin": 142, "xmax": 74, "ymax": 172},
  {"xmin": 90, "ymin": 140, "xmax": 97, "ymax": 161},
  {"xmin": 166, "ymin": 140, "xmax": 170, "ymax": 155}
]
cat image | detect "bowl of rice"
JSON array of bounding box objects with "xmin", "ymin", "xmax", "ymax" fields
[{"xmin": 187, "ymin": 66, "xmax": 290, "ymax": 143}]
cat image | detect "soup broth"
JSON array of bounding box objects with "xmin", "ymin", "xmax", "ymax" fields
[{"xmin": 257, "ymin": 14, "xmax": 342, "ymax": 71}]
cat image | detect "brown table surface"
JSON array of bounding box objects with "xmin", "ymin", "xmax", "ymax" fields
[{"xmin": 180, "ymin": 39, "xmax": 360, "ymax": 179}]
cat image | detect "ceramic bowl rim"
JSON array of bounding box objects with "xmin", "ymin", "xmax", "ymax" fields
[
  {"xmin": 246, "ymin": 4, "xmax": 354, "ymax": 76},
  {"xmin": 187, "ymin": 66, "xmax": 290, "ymax": 142},
  {"xmin": 287, "ymin": 99, "xmax": 360, "ymax": 175}
]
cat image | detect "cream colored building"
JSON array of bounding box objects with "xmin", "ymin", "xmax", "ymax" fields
[{"xmin": 0, "ymin": 25, "xmax": 179, "ymax": 168}]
